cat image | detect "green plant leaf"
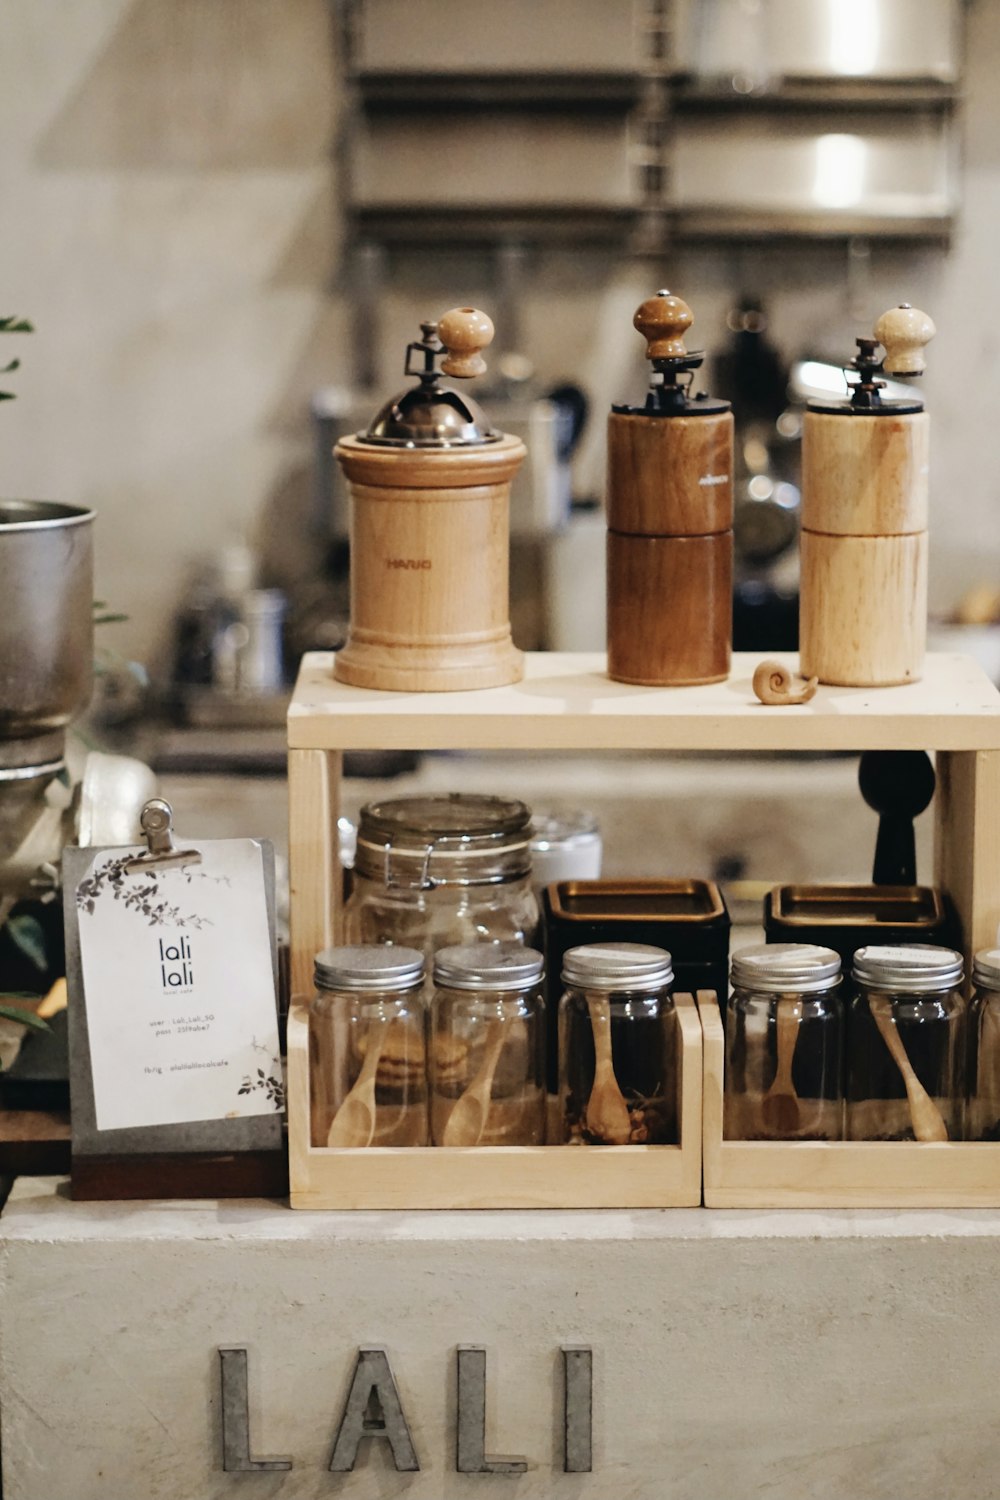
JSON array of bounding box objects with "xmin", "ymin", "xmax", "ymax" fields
[
  {"xmin": 93, "ymin": 612, "xmax": 129, "ymax": 626},
  {"xmin": 0, "ymin": 317, "xmax": 33, "ymax": 333},
  {"xmin": 0, "ymin": 1003, "xmax": 49, "ymax": 1031},
  {"xmin": 0, "ymin": 359, "xmax": 20, "ymax": 375},
  {"xmin": 0, "ymin": 392, "xmax": 15, "ymax": 402},
  {"xmin": 6, "ymin": 914, "xmax": 49, "ymax": 974}
]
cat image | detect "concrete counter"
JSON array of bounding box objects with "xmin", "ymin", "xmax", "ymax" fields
[{"xmin": 1, "ymin": 1178, "xmax": 998, "ymax": 1499}]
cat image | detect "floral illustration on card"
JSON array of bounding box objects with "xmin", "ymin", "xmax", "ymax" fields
[{"xmin": 76, "ymin": 854, "xmax": 221, "ymax": 930}]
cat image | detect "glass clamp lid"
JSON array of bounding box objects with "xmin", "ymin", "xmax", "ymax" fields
[
  {"xmin": 355, "ymin": 793, "xmax": 533, "ymax": 890},
  {"xmin": 361, "ymin": 307, "xmax": 503, "ymax": 449}
]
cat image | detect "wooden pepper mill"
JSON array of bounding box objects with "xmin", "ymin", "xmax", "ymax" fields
[
  {"xmin": 606, "ymin": 291, "xmax": 734, "ymax": 686},
  {"xmin": 799, "ymin": 304, "xmax": 936, "ymax": 687},
  {"xmin": 334, "ymin": 307, "xmax": 526, "ymax": 692}
]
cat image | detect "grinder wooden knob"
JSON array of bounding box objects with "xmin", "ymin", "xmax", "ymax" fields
[
  {"xmin": 437, "ymin": 306, "xmax": 494, "ymax": 378},
  {"xmin": 874, "ymin": 304, "xmax": 936, "ymax": 376},
  {"xmin": 633, "ymin": 290, "xmax": 692, "ymax": 360}
]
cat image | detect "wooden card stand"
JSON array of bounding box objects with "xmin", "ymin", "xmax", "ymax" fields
[
  {"xmin": 286, "ymin": 992, "xmax": 702, "ymax": 1210},
  {"xmin": 71, "ymin": 1148, "xmax": 287, "ymax": 1202},
  {"xmin": 699, "ymin": 991, "xmax": 1000, "ymax": 1209},
  {"xmin": 63, "ymin": 841, "xmax": 286, "ymax": 1202}
]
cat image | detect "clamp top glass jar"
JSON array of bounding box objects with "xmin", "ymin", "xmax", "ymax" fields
[{"xmin": 344, "ymin": 793, "xmax": 540, "ymax": 961}]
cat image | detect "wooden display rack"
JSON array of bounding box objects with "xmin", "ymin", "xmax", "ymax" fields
[{"xmin": 286, "ymin": 649, "xmax": 1000, "ymax": 1211}]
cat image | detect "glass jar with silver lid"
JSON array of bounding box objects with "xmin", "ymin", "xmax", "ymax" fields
[
  {"xmin": 558, "ymin": 942, "xmax": 677, "ymax": 1146},
  {"xmin": 965, "ymin": 948, "xmax": 1000, "ymax": 1141},
  {"xmin": 309, "ymin": 945, "xmax": 427, "ymax": 1149},
  {"xmin": 343, "ymin": 793, "xmax": 540, "ymax": 965},
  {"xmin": 725, "ymin": 943, "xmax": 844, "ymax": 1142},
  {"xmin": 430, "ymin": 942, "xmax": 546, "ymax": 1147},
  {"xmin": 847, "ymin": 944, "xmax": 965, "ymax": 1142}
]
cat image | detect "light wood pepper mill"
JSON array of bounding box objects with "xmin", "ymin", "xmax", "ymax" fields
[
  {"xmin": 799, "ymin": 303, "xmax": 936, "ymax": 687},
  {"xmin": 334, "ymin": 307, "xmax": 526, "ymax": 692},
  {"xmin": 606, "ymin": 291, "xmax": 734, "ymax": 686}
]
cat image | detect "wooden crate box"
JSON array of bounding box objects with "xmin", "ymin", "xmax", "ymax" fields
[
  {"xmin": 286, "ymin": 992, "xmax": 702, "ymax": 1210},
  {"xmin": 700, "ymin": 990, "xmax": 1000, "ymax": 1209}
]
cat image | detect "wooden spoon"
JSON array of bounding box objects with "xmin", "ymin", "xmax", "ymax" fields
[
  {"xmin": 441, "ymin": 1019, "xmax": 506, "ymax": 1147},
  {"xmin": 326, "ymin": 1021, "xmax": 390, "ymax": 1148},
  {"xmin": 870, "ymin": 1000, "xmax": 948, "ymax": 1142},
  {"xmin": 585, "ymin": 996, "xmax": 632, "ymax": 1145},
  {"xmin": 761, "ymin": 998, "xmax": 801, "ymax": 1136}
]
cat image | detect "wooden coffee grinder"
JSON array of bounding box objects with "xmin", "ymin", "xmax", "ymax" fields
[
  {"xmin": 606, "ymin": 291, "xmax": 734, "ymax": 686},
  {"xmin": 799, "ymin": 304, "xmax": 935, "ymax": 687},
  {"xmin": 334, "ymin": 307, "xmax": 526, "ymax": 691}
]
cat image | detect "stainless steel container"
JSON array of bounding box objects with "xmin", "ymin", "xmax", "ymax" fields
[{"xmin": 0, "ymin": 500, "xmax": 95, "ymax": 770}]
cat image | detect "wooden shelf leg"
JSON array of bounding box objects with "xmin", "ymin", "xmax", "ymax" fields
[
  {"xmin": 288, "ymin": 747, "xmax": 342, "ymax": 1000},
  {"xmin": 935, "ymin": 749, "xmax": 1000, "ymax": 963}
]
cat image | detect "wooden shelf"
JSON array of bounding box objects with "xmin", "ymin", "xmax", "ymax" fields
[
  {"xmin": 289, "ymin": 651, "xmax": 1000, "ymax": 754},
  {"xmin": 286, "ymin": 649, "xmax": 1000, "ymax": 1208}
]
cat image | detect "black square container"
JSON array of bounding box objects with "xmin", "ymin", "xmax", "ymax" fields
[
  {"xmin": 541, "ymin": 879, "xmax": 731, "ymax": 1093},
  {"xmin": 763, "ymin": 883, "xmax": 957, "ymax": 984}
]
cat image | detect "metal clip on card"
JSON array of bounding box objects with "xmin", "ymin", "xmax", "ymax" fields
[{"xmin": 124, "ymin": 798, "xmax": 202, "ymax": 872}]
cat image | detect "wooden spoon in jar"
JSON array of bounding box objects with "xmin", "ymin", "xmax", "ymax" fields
[
  {"xmin": 326, "ymin": 1021, "xmax": 390, "ymax": 1148},
  {"xmin": 870, "ymin": 1000, "xmax": 948, "ymax": 1142},
  {"xmin": 585, "ymin": 996, "xmax": 632, "ymax": 1145},
  {"xmin": 761, "ymin": 998, "xmax": 802, "ymax": 1136},
  {"xmin": 441, "ymin": 1019, "xmax": 506, "ymax": 1147}
]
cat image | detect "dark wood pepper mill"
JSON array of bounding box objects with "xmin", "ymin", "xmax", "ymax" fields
[{"xmin": 606, "ymin": 291, "xmax": 734, "ymax": 686}]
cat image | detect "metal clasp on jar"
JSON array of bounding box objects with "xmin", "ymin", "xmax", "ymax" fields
[{"xmin": 380, "ymin": 833, "xmax": 525, "ymax": 892}]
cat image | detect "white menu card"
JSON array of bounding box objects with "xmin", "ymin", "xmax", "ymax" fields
[{"xmin": 75, "ymin": 839, "xmax": 283, "ymax": 1132}]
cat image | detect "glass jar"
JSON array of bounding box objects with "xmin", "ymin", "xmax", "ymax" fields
[
  {"xmin": 309, "ymin": 945, "xmax": 428, "ymax": 1148},
  {"xmin": 847, "ymin": 944, "xmax": 965, "ymax": 1142},
  {"xmin": 724, "ymin": 943, "xmax": 843, "ymax": 1141},
  {"xmin": 966, "ymin": 948, "xmax": 1000, "ymax": 1141},
  {"xmin": 558, "ymin": 943, "xmax": 677, "ymax": 1146},
  {"xmin": 343, "ymin": 794, "xmax": 540, "ymax": 965},
  {"xmin": 430, "ymin": 942, "xmax": 546, "ymax": 1146}
]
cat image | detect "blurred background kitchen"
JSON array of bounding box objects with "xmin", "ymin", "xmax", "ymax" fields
[{"xmin": 0, "ymin": 0, "xmax": 995, "ymax": 921}]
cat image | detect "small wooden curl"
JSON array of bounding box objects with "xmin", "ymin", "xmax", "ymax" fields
[{"xmin": 752, "ymin": 660, "xmax": 819, "ymax": 706}]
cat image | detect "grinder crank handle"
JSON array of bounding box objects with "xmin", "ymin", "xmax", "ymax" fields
[{"xmin": 437, "ymin": 307, "xmax": 495, "ymax": 379}]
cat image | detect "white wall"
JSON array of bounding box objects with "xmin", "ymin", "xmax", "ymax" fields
[{"xmin": 1, "ymin": 1, "xmax": 998, "ymax": 677}]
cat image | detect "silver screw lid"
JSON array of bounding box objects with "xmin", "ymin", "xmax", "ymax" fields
[
  {"xmin": 972, "ymin": 948, "xmax": 1000, "ymax": 990},
  {"xmin": 314, "ymin": 945, "xmax": 425, "ymax": 993},
  {"xmin": 433, "ymin": 941, "xmax": 544, "ymax": 991},
  {"xmin": 852, "ymin": 943, "xmax": 964, "ymax": 992},
  {"xmin": 731, "ymin": 943, "xmax": 841, "ymax": 994},
  {"xmin": 562, "ymin": 942, "xmax": 673, "ymax": 993}
]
